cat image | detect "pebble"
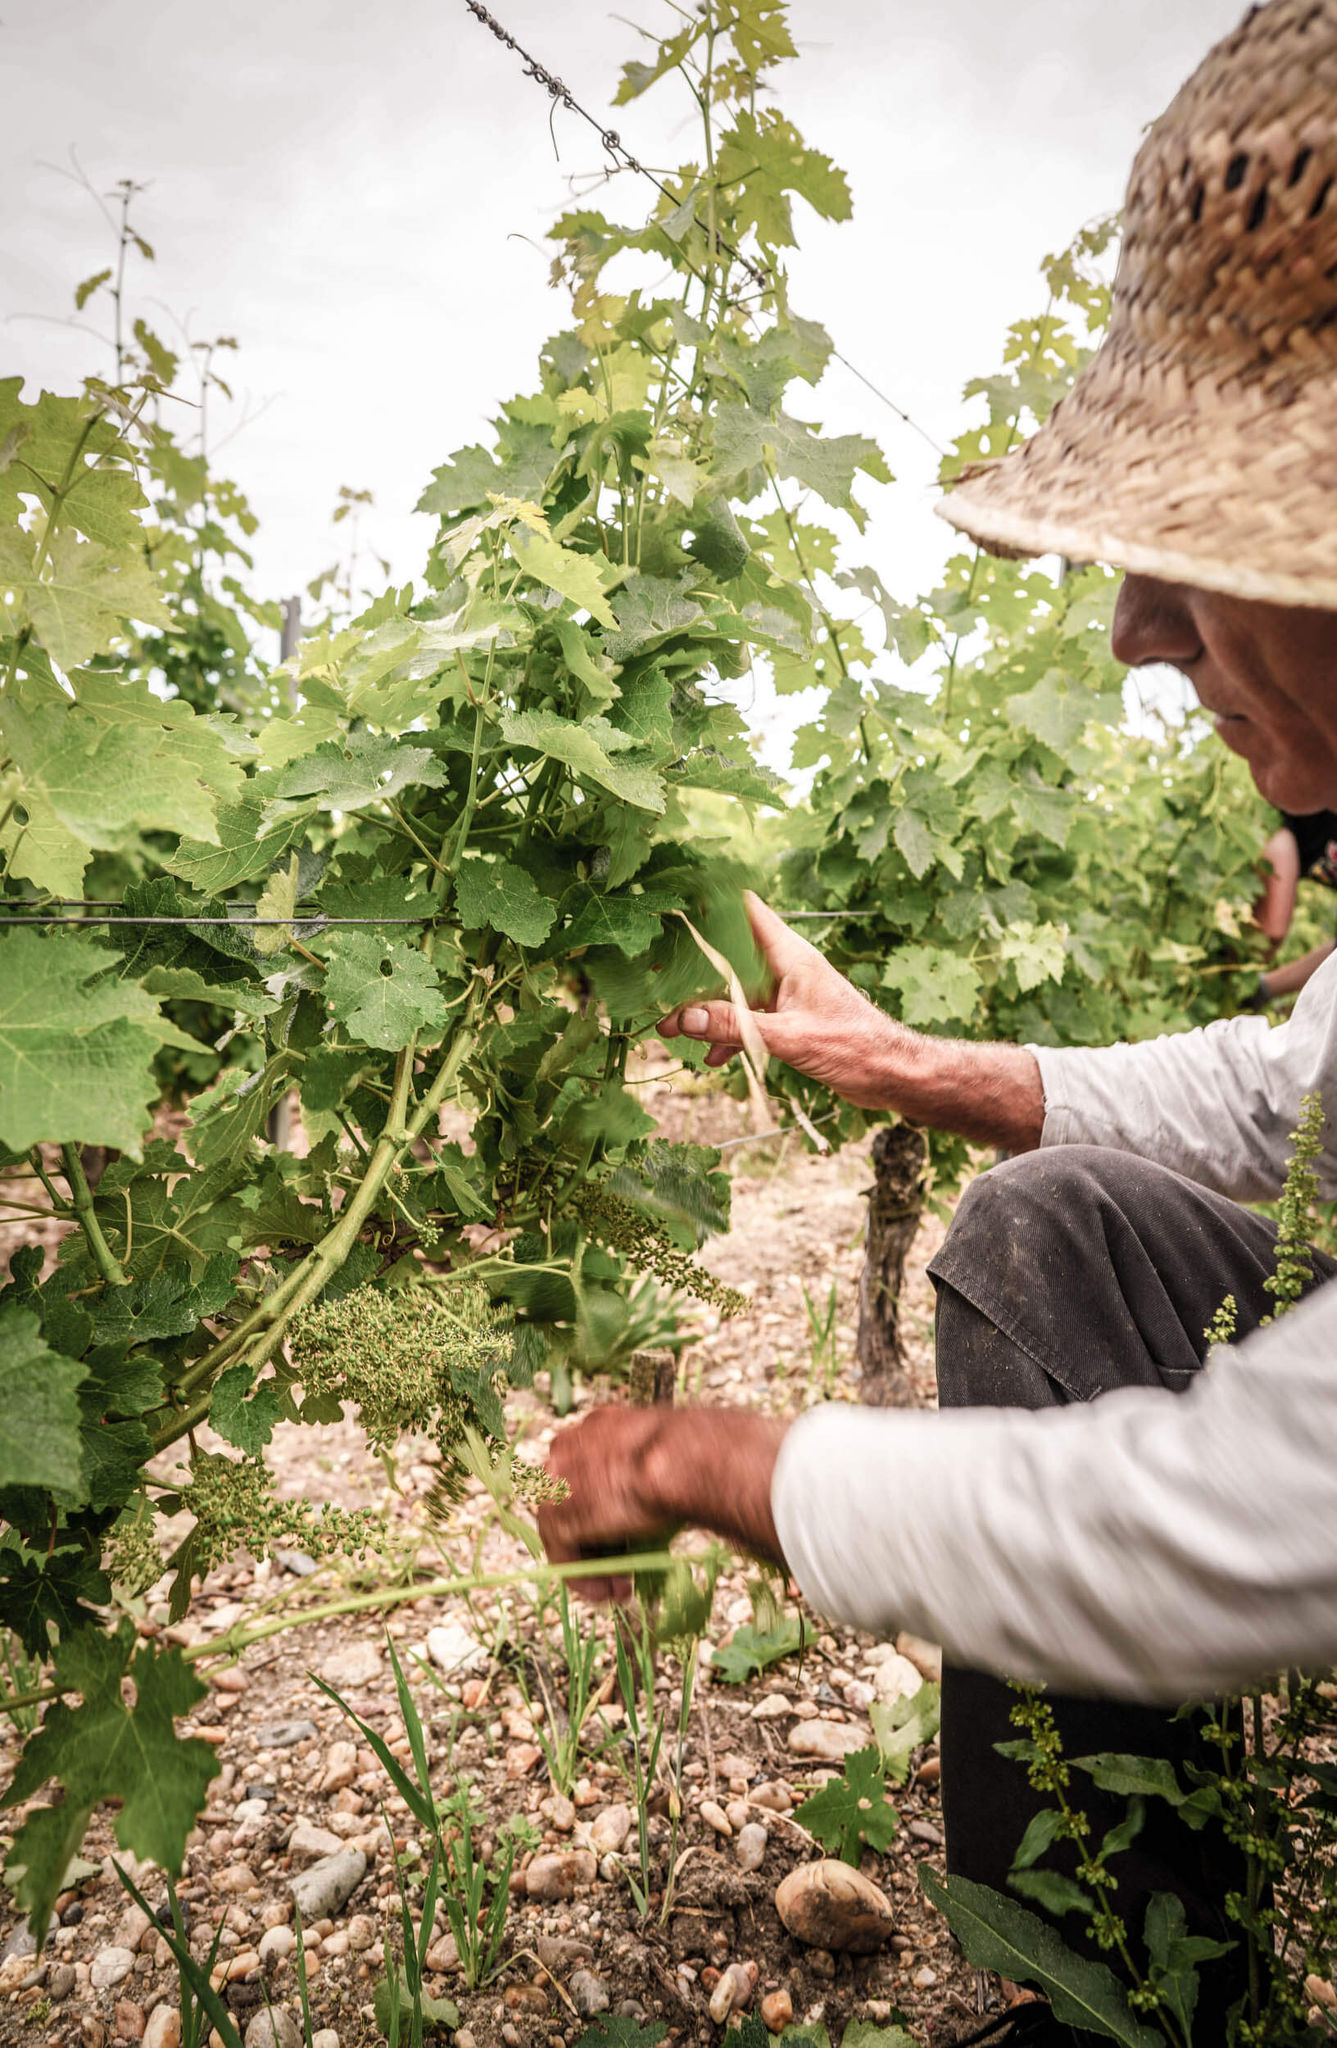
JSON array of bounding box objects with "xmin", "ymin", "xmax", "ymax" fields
[
  {"xmin": 311, "ymin": 2034, "xmax": 340, "ymax": 2048},
  {"xmin": 842, "ymin": 1679, "xmax": 876, "ymax": 1712},
  {"xmin": 725, "ymin": 1798, "xmax": 751, "ymax": 1831},
  {"xmin": 258, "ymin": 1927, "xmax": 297, "ymax": 1967},
  {"xmin": 503, "ymin": 1985, "xmax": 548, "ymax": 2015},
  {"xmin": 91, "ymin": 1946, "xmax": 136, "ymax": 1990},
  {"xmin": 113, "ymin": 1906, "xmax": 153, "ymax": 1951},
  {"xmin": 425, "ymin": 1935, "xmax": 459, "ymax": 1972},
  {"xmin": 913, "ymin": 1965, "xmax": 939, "ymax": 1989},
  {"xmin": 426, "ymin": 1622, "xmax": 487, "ymax": 1676},
  {"xmin": 895, "ymin": 1631, "xmax": 943, "ymax": 1683},
  {"xmin": 232, "ymin": 1799, "xmax": 272, "ymax": 1844},
  {"xmin": 751, "ymin": 1693, "xmax": 792, "ymax": 1720},
  {"xmin": 774, "ymin": 1860, "xmax": 895, "ymax": 1953},
  {"xmin": 735, "ymin": 1822, "xmax": 769, "ymax": 1871},
  {"xmin": 570, "ymin": 1969, "xmax": 609, "ymax": 2017},
  {"xmin": 909, "ymin": 1818, "xmax": 945, "ymax": 1847},
  {"xmin": 288, "ymin": 1822, "xmax": 344, "ymax": 1866},
  {"xmin": 113, "ymin": 2002, "xmax": 147, "ymax": 2041},
  {"xmin": 786, "ymin": 1719, "xmax": 871, "ymax": 1762},
  {"xmin": 142, "ymin": 2011, "xmax": 182, "ymax": 2048},
  {"xmin": 708, "ymin": 1960, "xmax": 757, "ymax": 2023},
  {"xmin": 254, "ymin": 1720, "xmax": 318, "ymax": 1750},
  {"xmin": 320, "ymin": 1741, "xmax": 359, "ymax": 1794},
  {"xmin": 540, "ymin": 1791, "xmax": 575, "ymax": 1832},
  {"xmin": 760, "ymin": 1988, "xmax": 793, "ymax": 2031},
  {"xmin": 243, "ymin": 2014, "xmax": 302, "ymax": 2048},
  {"xmin": 1306, "ymin": 1974, "xmax": 1337, "ymax": 2010},
  {"xmin": 346, "ymin": 1914, "xmax": 376, "ymax": 1952},
  {"xmin": 49, "ymin": 1961, "xmax": 77, "ymax": 2000},
  {"xmin": 216, "ymin": 1864, "xmax": 260, "ymax": 1895},
  {"xmin": 288, "ymin": 1848, "xmax": 367, "ymax": 1920},
  {"xmin": 274, "ymin": 1548, "xmax": 317, "ymax": 1577},
  {"xmin": 588, "ymin": 1803, "xmax": 632, "ymax": 1856},
  {"xmin": 699, "ymin": 1799, "xmax": 732, "ymax": 1837},
  {"xmin": 316, "ymin": 1640, "xmax": 383, "ymax": 1688},
  {"xmin": 751, "ymin": 1780, "xmax": 794, "ymax": 1814},
  {"xmin": 525, "ymin": 1850, "xmax": 597, "ymax": 1901},
  {"xmin": 873, "ymin": 1652, "xmax": 924, "ymax": 1707}
]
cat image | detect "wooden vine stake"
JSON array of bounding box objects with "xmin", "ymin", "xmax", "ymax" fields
[{"xmin": 856, "ymin": 1123, "xmax": 929, "ymax": 1405}]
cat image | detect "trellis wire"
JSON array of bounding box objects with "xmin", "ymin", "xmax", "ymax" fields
[{"xmin": 461, "ymin": 0, "xmax": 947, "ymax": 459}]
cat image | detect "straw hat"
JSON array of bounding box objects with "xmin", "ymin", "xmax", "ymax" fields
[{"xmin": 937, "ymin": 0, "xmax": 1337, "ymax": 609}]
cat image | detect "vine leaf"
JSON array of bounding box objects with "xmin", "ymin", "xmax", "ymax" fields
[
  {"xmin": 716, "ymin": 110, "xmax": 851, "ymax": 246},
  {"xmin": 710, "ymin": 1612, "xmax": 811, "ymax": 1684},
  {"xmin": 0, "ymin": 931, "xmax": 203, "ymax": 1157},
  {"xmin": 918, "ymin": 1866, "xmax": 1164, "ymax": 2047},
  {"xmin": 455, "ymin": 858, "xmax": 556, "ymax": 948},
  {"xmin": 0, "ymin": 526, "xmax": 172, "ymax": 671},
  {"xmin": 564, "ymin": 893, "xmax": 663, "ymax": 959},
  {"xmin": 322, "ymin": 930, "xmax": 448, "ymax": 1052},
  {"xmin": 0, "ymin": 1308, "xmax": 87, "ymax": 1495},
  {"xmin": 165, "ymin": 796, "xmax": 310, "ymax": 893},
  {"xmin": 507, "ymin": 525, "xmax": 617, "ymax": 629},
  {"xmin": 2, "ymin": 1621, "xmax": 220, "ymax": 1945},
  {"xmin": 0, "ymin": 1548, "xmax": 111, "ymax": 1658},
  {"xmin": 794, "ymin": 1745, "xmax": 900, "ymax": 1864},
  {"xmin": 273, "ymin": 731, "xmax": 446, "ymax": 811},
  {"xmin": 502, "ymin": 708, "xmax": 666, "ymax": 815},
  {"xmin": 210, "ymin": 1363, "xmax": 283, "ymax": 1455},
  {"xmin": 881, "ymin": 945, "xmax": 983, "ymax": 1028}
]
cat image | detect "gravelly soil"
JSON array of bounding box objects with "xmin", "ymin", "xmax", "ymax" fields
[{"xmin": 0, "ymin": 1052, "xmax": 1016, "ymax": 2048}]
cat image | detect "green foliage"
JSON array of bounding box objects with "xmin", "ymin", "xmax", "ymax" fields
[
  {"xmin": 774, "ymin": 218, "xmax": 1270, "ymax": 1191},
  {"xmin": 710, "ymin": 1609, "xmax": 812, "ymax": 1683},
  {"xmin": 871, "ymin": 1678, "xmax": 941, "ymax": 1786},
  {"xmin": 0, "ymin": 0, "xmax": 1275, "ymax": 1939},
  {"xmin": 2, "ymin": 1620, "xmax": 219, "ymax": 1941},
  {"xmin": 919, "ymin": 1864, "xmax": 1163, "ymax": 2047},
  {"xmin": 794, "ymin": 1743, "xmax": 900, "ymax": 1864}
]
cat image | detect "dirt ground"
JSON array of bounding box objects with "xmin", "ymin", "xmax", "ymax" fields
[{"xmin": 0, "ymin": 1050, "xmax": 1014, "ymax": 2048}]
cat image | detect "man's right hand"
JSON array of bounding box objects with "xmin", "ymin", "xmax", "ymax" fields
[
  {"xmin": 658, "ymin": 891, "xmax": 905, "ymax": 1110},
  {"xmin": 658, "ymin": 889, "xmax": 1047, "ymax": 1152}
]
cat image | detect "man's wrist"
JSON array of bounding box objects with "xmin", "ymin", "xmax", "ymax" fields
[{"xmin": 644, "ymin": 1408, "xmax": 788, "ymax": 1563}]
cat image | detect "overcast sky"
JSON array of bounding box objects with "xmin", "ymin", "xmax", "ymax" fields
[{"xmin": 7, "ymin": 0, "xmax": 1242, "ymax": 748}]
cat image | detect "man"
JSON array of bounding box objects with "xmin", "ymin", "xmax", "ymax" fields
[{"xmin": 539, "ymin": 1, "xmax": 1337, "ymax": 2035}]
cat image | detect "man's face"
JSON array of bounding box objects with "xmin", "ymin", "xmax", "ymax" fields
[{"xmin": 1111, "ymin": 575, "xmax": 1337, "ymax": 813}]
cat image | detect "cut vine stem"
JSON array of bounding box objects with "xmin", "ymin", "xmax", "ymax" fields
[{"xmin": 0, "ymin": 1548, "xmax": 708, "ymax": 1720}]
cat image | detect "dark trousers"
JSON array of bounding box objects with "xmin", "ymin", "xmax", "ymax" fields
[{"xmin": 926, "ymin": 1144, "xmax": 1336, "ymax": 2033}]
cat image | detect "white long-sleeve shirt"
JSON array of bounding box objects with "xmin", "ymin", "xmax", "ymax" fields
[{"xmin": 770, "ymin": 952, "xmax": 1337, "ymax": 1700}]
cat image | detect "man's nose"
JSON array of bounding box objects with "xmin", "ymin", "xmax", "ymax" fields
[{"xmin": 1111, "ymin": 574, "xmax": 1202, "ymax": 668}]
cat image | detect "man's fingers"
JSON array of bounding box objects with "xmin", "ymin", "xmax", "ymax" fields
[
  {"xmin": 742, "ymin": 890, "xmax": 825, "ymax": 977},
  {"xmin": 659, "ymin": 999, "xmax": 754, "ymax": 1047},
  {"xmin": 704, "ymin": 1042, "xmax": 742, "ymax": 1068}
]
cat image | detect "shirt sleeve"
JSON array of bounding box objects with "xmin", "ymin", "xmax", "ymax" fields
[
  {"xmin": 771, "ymin": 1276, "xmax": 1337, "ymax": 1701},
  {"xmin": 1029, "ymin": 950, "xmax": 1337, "ymax": 1201}
]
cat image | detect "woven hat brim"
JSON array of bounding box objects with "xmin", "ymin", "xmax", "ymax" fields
[{"xmin": 935, "ymin": 349, "xmax": 1337, "ymax": 611}]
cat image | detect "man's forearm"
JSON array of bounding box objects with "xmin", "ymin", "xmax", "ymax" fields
[{"xmin": 869, "ymin": 1028, "xmax": 1046, "ymax": 1153}]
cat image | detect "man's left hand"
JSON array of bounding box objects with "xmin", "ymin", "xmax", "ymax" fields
[{"xmin": 538, "ymin": 1404, "xmax": 790, "ymax": 1600}]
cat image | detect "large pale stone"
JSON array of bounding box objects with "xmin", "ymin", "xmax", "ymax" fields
[
  {"xmin": 785, "ymin": 1718, "xmax": 870, "ymax": 1763},
  {"xmin": 288, "ymin": 1847, "xmax": 366, "ymax": 1920},
  {"xmin": 774, "ymin": 1860, "xmax": 893, "ymax": 1954}
]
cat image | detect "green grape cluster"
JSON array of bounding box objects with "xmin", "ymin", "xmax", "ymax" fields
[
  {"xmin": 104, "ymin": 1501, "xmax": 171, "ymax": 1598},
  {"xmin": 179, "ymin": 1450, "xmax": 390, "ymax": 1580},
  {"xmin": 568, "ymin": 1184, "xmax": 749, "ymax": 1320},
  {"xmin": 1263, "ymin": 1091, "xmax": 1325, "ymax": 1322},
  {"xmin": 288, "ymin": 1282, "xmax": 512, "ymax": 1459}
]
